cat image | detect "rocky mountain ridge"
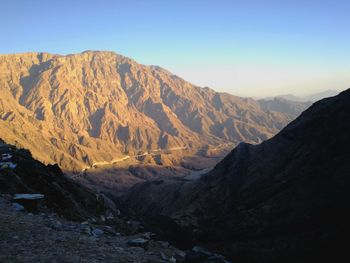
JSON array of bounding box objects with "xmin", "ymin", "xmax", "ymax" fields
[
  {"xmin": 264, "ymin": 89, "xmax": 340, "ymax": 102},
  {"xmin": 124, "ymin": 88, "xmax": 350, "ymax": 262},
  {"xmin": 0, "ymin": 51, "xmax": 307, "ymax": 172}
]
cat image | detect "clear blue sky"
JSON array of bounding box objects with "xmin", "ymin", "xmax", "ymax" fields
[{"xmin": 1, "ymin": 0, "xmax": 350, "ymax": 96}]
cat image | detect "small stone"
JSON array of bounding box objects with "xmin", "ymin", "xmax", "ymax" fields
[
  {"xmin": 174, "ymin": 249, "xmax": 186, "ymax": 262},
  {"xmin": 84, "ymin": 226, "xmax": 91, "ymax": 235},
  {"xmin": 142, "ymin": 232, "xmax": 151, "ymax": 239},
  {"xmin": 55, "ymin": 237, "xmax": 66, "ymax": 242},
  {"xmin": 160, "ymin": 252, "xmax": 167, "ymax": 260},
  {"xmin": 169, "ymin": 257, "xmax": 177, "ymax": 263},
  {"xmin": 91, "ymin": 228, "xmax": 104, "ymax": 237},
  {"xmin": 51, "ymin": 221, "xmax": 63, "ymax": 231},
  {"xmin": 127, "ymin": 238, "xmax": 149, "ymax": 249},
  {"xmin": 127, "ymin": 246, "xmax": 145, "ymax": 254},
  {"xmin": 159, "ymin": 241, "xmax": 169, "ymax": 248},
  {"xmin": 106, "ymin": 213, "xmax": 114, "ymax": 220},
  {"xmin": 114, "ymin": 247, "xmax": 124, "ymax": 252},
  {"xmin": 12, "ymin": 202, "xmax": 24, "ymax": 212},
  {"xmin": 186, "ymin": 246, "xmax": 230, "ymax": 263}
]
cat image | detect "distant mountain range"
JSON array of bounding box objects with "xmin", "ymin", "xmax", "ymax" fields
[
  {"xmin": 0, "ymin": 51, "xmax": 309, "ymax": 173},
  {"xmin": 125, "ymin": 88, "xmax": 350, "ymax": 262},
  {"xmin": 264, "ymin": 89, "xmax": 340, "ymax": 102},
  {"xmin": 257, "ymin": 97, "xmax": 312, "ymax": 116}
]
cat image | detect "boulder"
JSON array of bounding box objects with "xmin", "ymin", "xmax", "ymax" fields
[
  {"xmin": 12, "ymin": 193, "xmax": 45, "ymax": 213},
  {"xmin": 127, "ymin": 238, "xmax": 149, "ymax": 249},
  {"xmin": 91, "ymin": 228, "xmax": 104, "ymax": 237}
]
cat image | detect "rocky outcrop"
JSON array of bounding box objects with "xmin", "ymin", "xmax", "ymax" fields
[
  {"xmin": 0, "ymin": 51, "xmax": 306, "ymax": 172},
  {"xmin": 124, "ymin": 89, "xmax": 350, "ymax": 262},
  {"xmin": 0, "ymin": 140, "xmax": 113, "ymax": 220}
]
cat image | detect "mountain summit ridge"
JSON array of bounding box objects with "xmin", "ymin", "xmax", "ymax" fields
[{"xmin": 0, "ymin": 51, "xmax": 306, "ymax": 172}]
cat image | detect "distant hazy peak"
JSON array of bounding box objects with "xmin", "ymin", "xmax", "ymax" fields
[{"xmin": 261, "ymin": 89, "xmax": 340, "ymax": 103}]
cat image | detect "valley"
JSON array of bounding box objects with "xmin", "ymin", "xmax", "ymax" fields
[
  {"xmin": 75, "ymin": 143, "xmax": 234, "ymax": 195},
  {"xmin": 0, "ymin": 52, "xmax": 348, "ymax": 262},
  {"xmin": 1, "ymin": 1, "xmax": 349, "ymax": 262}
]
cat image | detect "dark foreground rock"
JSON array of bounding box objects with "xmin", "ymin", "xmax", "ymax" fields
[
  {"xmin": 123, "ymin": 89, "xmax": 350, "ymax": 262},
  {"xmin": 0, "ymin": 140, "xmax": 205, "ymax": 262},
  {"xmin": 0, "ymin": 141, "xmax": 113, "ymax": 220}
]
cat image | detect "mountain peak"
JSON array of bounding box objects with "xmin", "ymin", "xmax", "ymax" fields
[{"xmin": 0, "ymin": 51, "xmax": 306, "ymax": 173}]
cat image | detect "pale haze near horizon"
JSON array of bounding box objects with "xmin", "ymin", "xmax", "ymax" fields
[
  {"xmin": 1, "ymin": 0, "xmax": 350, "ymax": 97},
  {"xmin": 166, "ymin": 64, "xmax": 349, "ymax": 98}
]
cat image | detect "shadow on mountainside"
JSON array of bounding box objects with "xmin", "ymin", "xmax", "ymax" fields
[{"xmin": 122, "ymin": 89, "xmax": 350, "ymax": 263}]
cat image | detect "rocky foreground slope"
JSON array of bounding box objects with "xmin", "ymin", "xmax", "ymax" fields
[
  {"xmin": 124, "ymin": 89, "xmax": 350, "ymax": 262},
  {"xmin": 0, "ymin": 51, "xmax": 308, "ymax": 172},
  {"xmin": 0, "ymin": 197, "xmax": 182, "ymax": 263},
  {"xmin": 0, "ymin": 139, "xmax": 231, "ymax": 262}
]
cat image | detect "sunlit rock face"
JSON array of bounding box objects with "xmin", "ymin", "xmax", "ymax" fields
[{"xmin": 0, "ymin": 51, "xmax": 304, "ymax": 172}]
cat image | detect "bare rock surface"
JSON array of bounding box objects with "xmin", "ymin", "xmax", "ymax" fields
[{"xmin": 0, "ymin": 51, "xmax": 307, "ymax": 175}]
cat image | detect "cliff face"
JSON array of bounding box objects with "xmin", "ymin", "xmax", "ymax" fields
[
  {"xmin": 0, "ymin": 51, "xmax": 303, "ymax": 172},
  {"xmin": 124, "ymin": 89, "xmax": 350, "ymax": 262}
]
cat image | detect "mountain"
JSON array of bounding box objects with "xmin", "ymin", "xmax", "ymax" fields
[
  {"xmin": 124, "ymin": 89, "xmax": 350, "ymax": 262},
  {"xmin": 258, "ymin": 97, "xmax": 311, "ymax": 116},
  {"xmin": 303, "ymin": 89, "xmax": 340, "ymax": 102},
  {"xmin": 272, "ymin": 93, "xmax": 302, "ymax": 101},
  {"xmin": 271, "ymin": 89, "xmax": 340, "ymax": 102},
  {"xmin": 0, "ymin": 51, "xmax": 299, "ymax": 173}
]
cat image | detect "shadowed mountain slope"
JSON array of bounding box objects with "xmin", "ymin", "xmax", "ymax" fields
[
  {"xmin": 0, "ymin": 51, "xmax": 303, "ymax": 172},
  {"xmin": 124, "ymin": 88, "xmax": 350, "ymax": 262},
  {"xmin": 0, "ymin": 140, "xmax": 111, "ymax": 220}
]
